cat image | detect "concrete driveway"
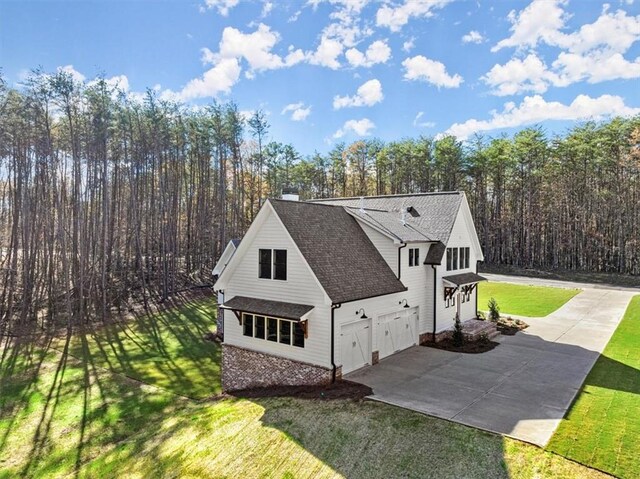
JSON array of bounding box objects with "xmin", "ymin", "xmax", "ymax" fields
[{"xmin": 347, "ymin": 279, "xmax": 637, "ymax": 446}]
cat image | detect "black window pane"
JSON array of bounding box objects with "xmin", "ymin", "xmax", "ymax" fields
[
  {"xmin": 446, "ymin": 248, "xmax": 452, "ymax": 270},
  {"xmin": 279, "ymin": 320, "xmax": 291, "ymax": 345},
  {"xmin": 274, "ymin": 249, "xmax": 287, "ymax": 280},
  {"xmin": 415, "ymin": 248, "xmax": 419, "ymax": 266},
  {"xmin": 293, "ymin": 322, "xmax": 305, "ymax": 348},
  {"xmin": 259, "ymin": 249, "xmax": 272, "ymax": 279},
  {"xmin": 267, "ymin": 318, "xmax": 278, "ymax": 342},
  {"xmin": 465, "ymin": 247, "xmax": 470, "ymax": 268},
  {"xmin": 408, "ymin": 249, "xmax": 413, "ymax": 267},
  {"xmin": 255, "ymin": 316, "xmax": 266, "ymax": 339},
  {"xmin": 452, "ymin": 248, "xmax": 458, "ymax": 270},
  {"xmin": 243, "ymin": 314, "xmax": 254, "ymax": 337}
]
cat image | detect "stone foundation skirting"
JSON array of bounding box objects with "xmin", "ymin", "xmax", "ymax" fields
[{"xmin": 222, "ymin": 344, "xmax": 337, "ymax": 392}]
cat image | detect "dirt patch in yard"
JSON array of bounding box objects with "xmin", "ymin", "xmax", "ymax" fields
[
  {"xmin": 226, "ymin": 380, "xmax": 373, "ymax": 400},
  {"xmin": 424, "ymin": 338, "xmax": 499, "ymax": 354}
]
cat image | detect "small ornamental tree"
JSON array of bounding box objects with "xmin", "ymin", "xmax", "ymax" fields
[
  {"xmin": 488, "ymin": 297, "xmax": 500, "ymax": 322},
  {"xmin": 452, "ymin": 313, "xmax": 464, "ymax": 346}
]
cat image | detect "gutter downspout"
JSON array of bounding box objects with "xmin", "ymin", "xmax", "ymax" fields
[
  {"xmin": 475, "ymin": 260, "xmax": 480, "ymax": 317},
  {"xmin": 431, "ymin": 265, "xmax": 437, "ymax": 341},
  {"xmin": 397, "ymin": 242, "xmax": 407, "ymax": 280},
  {"xmin": 331, "ymin": 303, "xmax": 342, "ymax": 382}
]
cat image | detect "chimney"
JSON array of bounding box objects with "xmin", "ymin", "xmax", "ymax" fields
[{"xmin": 281, "ymin": 187, "xmax": 300, "ymax": 201}]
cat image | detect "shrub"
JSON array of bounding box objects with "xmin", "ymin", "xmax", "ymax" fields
[
  {"xmin": 477, "ymin": 310, "xmax": 486, "ymax": 321},
  {"xmin": 478, "ymin": 331, "xmax": 489, "ymax": 344},
  {"xmin": 452, "ymin": 313, "xmax": 464, "ymax": 346},
  {"xmin": 488, "ymin": 297, "xmax": 500, "ymax": 322}
]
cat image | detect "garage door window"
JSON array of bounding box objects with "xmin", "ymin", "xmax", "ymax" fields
[{"xmin": 243, "ymin": 313, "xmax": 304, "ymax": 348}]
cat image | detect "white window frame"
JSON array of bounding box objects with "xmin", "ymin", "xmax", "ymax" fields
[{"xmin": 257, "ymin": 248, "xmax": 288, "ymax": 281}]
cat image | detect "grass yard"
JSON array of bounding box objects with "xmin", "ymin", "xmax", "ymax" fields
[
  {"xmin": 478, "ymin": 281, "xmax": 581, "ymax": 317},
  {"xmin": 0, "ymin": 297, "xmax": 611, "ymax": 478},
  {"xmin": 548, "ymin": 295, "xmax": 640, "ymax": 479}
]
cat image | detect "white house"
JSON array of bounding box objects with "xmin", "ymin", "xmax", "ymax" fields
[
  {"xmin": 214, "ymin": 192, "xmax": 485, "ymax": 391},
  {"xmin": 213, "ymin": 239, "xmax": 241, "ymax": 337}
]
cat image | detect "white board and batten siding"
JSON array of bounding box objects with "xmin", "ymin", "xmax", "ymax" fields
[
  {"xmin": 334, "ymin": 242, "xmax": 432, "ymax": 372},
  {"xmin": 221, "ymin": 208, "xmax": 332, "ymax": 368},
  {"xmin": 434, "ymin": 207, "xmax": 481, "ymax": 332}
]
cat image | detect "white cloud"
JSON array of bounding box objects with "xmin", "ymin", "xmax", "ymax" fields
[
  {"xmin": 402, "ymin": 55, "xmax": 463, "ymax": 88},
  {"xmin": 445, "ymin": 94, "xmax": 640, "ymax": 139},
  {"xmin": 261, "ymin": 1, "xmax": 273, "ymax": 17},
  {"xmin": 308, "ymin": 36, "xmax": 345, "ymax": 69},
  {"xmin": 402, "ymin": 37, "xmax": 415, "ymax": 52},
  {"xmin": 57, "ymin": 65, "xmax": 86, "ymax": 83},
  {"xmin": 333, "ymin": 79, "xmax": 384, "ymax": 109},
  {"xmin": 462, "ymin": 30, "xmax": 485, "ymax": 44},
  {"xmin": 215, "ymin": 24, "xmax": 304, "ymax": 73},
  {"xmin": 486, "ymin": 5, "xmax": 640, "ymax": 93},
  {"xmin": 333, "ymin": 118, "xmax": 376, "ymax": 138},
  {"xmin": 203, "ymin": 0, "xmax": 239, "ymax": 16},
  {"xmin": 555, "ymin": 7, "xmax": 640, "ymax": 54},
  {"xmin": 288, "ymin": 10, "xmax": 302, "ymax": 22},
  {"xmin": 482, "ymin": 53, "xmax": 558, "ymax": 96},
  {"xmin": 413, "ymin": 111, "xmax": 435, "ymax": 128},
  {"xmin": 345, "ymin": 40, "xmax": 392, "ymax": 67},
  {"xmin": 174, "ymin": 58, "xmax": 242, "ymax": 101},
  {"xmin": 492, "ymin": 0, "xmax": 568, "ymax": 52},
  {"xmin": 281, "ymin": 102, "xmax": 312, "ymax": 121},
  {"xmin": 376, "ymin": 0, "xmax": 452, "ymax": 32}
]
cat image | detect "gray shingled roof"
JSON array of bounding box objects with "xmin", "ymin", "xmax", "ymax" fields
[
  {"xmin": 221, "ymin": 295, "xmax": 313, "ymax": 320},
  {"xmin": 270, "ymin": 199, "xmax": 407, "ymax": 304},
  {"xmin": 344, "ymin": 207, "xmax": 434, "ymax": 242},
  {"xmin": 442, "ymin": 272, "xmax": 487, "ymax": 286},
  {"xmin": 424, "ymin": 242, "xmax": 446, "ymax": 265},
  {"xmin": 312, "ymin": 192, "xmax": 463, "ymax": 243}
]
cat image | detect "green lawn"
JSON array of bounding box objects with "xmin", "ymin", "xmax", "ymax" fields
[
  {"xmin": 478, "ymin": 281, "xmax": 581, "ymax": 317},
  {"xmin": 0, "ymin": 297, "xmax": 611, "ymax": 478},
  {"xmin": 548, "ymin": 295, "xmax": 640, "ymax": 479}
]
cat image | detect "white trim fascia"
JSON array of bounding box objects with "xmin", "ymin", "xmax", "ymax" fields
[{"xmin": 459, "ymin": 192, "xmax": 484, "ymax": 261}]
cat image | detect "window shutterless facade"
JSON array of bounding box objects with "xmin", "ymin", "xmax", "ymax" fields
[
  {"xmin": 242, "ymin": 313, "xmax": 304, "ymax": 348},
  {"xmin": 258, "ymin": 248, "xmax": 287, "ymax": 280},
  {"xmin": 446, "ymin": 247, "xmax": 471, "ymax": 271},
  {"xmin": 408, "ymin": 247, "xmax": 419, "ymax": 267}
]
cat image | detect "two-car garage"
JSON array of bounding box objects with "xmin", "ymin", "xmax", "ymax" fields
[{"xmin": 340, "ymin": 307, "xmax": 419, "ymax": 374}]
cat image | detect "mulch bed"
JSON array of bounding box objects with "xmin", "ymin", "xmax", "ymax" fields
[
  {"xmin": 225, "ymin": 380, "xmax": 373, "ymax": 400},
  {"xmin": 424, "ymin": 338, "xmax": 499, "ymax": 354},
  {"xmin": 497, "ymin": 317, "xmax": 529, "ymax": 336}
]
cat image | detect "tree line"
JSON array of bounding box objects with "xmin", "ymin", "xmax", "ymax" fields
[{"xmin": 0, "ymin": 69, "xmax": 638, "ymax": 329}]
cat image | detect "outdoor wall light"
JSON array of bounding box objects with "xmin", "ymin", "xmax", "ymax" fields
[
  {"xmin": 399, "ymin": 299, "xmax": 410, "ymax": 308},
  {"xmin": 355, "ymin": 308, "xmax": 368, "ymax": 319}
]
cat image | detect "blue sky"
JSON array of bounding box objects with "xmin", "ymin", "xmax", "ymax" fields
[{"xmin": 1, "ymin": 0, "xmax": 639, "ymax": 154}]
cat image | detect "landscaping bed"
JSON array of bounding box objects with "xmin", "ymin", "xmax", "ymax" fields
[
  {"xmin": 496, "ymin": 317, "xmax": 529, "ymax": 335},
  {"xmin": 227, "ymin": 379, "xmax": 373, "ymax": 400}
]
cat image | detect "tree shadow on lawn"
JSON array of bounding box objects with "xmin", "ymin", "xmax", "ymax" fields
[
  {"xmin": 0, "ymin": 332, "xmax": 192, "ymax": 479},
  {"xmin": 64, "ymin": 297, "xmax": 221, "ymax": 399},
  {"xmin": 0, "ymin": 297, "xmax": 220, "ymax": 477}
]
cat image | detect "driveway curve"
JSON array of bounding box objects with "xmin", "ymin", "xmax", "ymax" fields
[{"xmin": 347, "ymin": 277, "xmax": 638, "ymax": 446}]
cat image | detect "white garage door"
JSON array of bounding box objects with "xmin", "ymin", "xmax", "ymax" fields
[
  {"xmin": 340, "ymin": 319, "xmax": 372, "ymax": 374},
  {"xmin": 377, "ymin": 307, "xmax": 419, "ymax": 360}
]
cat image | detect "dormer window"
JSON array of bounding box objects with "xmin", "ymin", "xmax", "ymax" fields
[{"xmin": 258, "ymin": 249, "xmax": 287, "ymax": 280}]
